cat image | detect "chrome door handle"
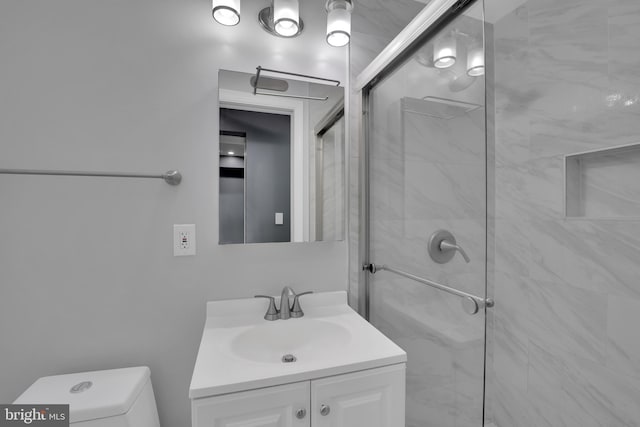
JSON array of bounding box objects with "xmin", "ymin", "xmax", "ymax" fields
[
  {"xmin": 439, "ymin": 240, "xmax": 470, "ymax": 263},
  {"xmin": 320, "ymin": 404, "xmax": 330, "ymax": 416},
  {"xmin": 295, "ymin": 408, "xmax": 306, "ymax": 419}
]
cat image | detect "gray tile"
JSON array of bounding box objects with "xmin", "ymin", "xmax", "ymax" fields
[
  {"xmin": 527, "ymin": 278, "xmax": 607, "ymax": 364},
  {"xmin": 605, "ymin": 295, "xmax": 640, "ymax": 380}
]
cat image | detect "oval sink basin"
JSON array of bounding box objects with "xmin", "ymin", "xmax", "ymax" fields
[{"xmin": 230, "ymin": 319, "xmax": 352, "ymax": 364}]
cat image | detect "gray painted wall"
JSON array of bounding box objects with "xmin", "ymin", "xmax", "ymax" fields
[
  {"xmin": 219, "ymin": 109, "xmax": 291, "ymax": 243},
  {"xmin": 0, "ymin": 1, "xmax": 347, "ymax": 426}
]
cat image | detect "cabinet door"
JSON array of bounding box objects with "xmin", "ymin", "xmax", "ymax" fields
[
  {"xmin": 192, "ymin": 382, "xmax": 310, "ymax": 427},
  {"xmin": 311, "ymin": 364, "xmax": 405, "ymax": 427}
]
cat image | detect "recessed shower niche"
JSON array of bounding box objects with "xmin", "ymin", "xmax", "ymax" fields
[{"xmin": 565, "ymin": 143, "xmax": 640, "ymax": 219}]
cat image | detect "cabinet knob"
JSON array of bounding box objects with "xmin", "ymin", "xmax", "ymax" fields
[
  {"xmin": 295, "ymin": 408, "xmax": 306, "ymax": 419},
  {"xmin": 320, "ymin": 404, "xmax": 331, "ymax": 416}
]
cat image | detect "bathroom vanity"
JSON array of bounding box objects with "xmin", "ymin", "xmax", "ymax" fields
[{"xmin": 189, "ymin": 291, "xmax": 407, "ymax": 427}]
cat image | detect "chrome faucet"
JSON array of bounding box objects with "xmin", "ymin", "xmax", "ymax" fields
[
  {"xmin": 279, "ymin": 286, "xmax": 295, "ymax": 320},
  {"xmin": 255, "ymin": 287, "xmax": 313, "ymax": 321}
]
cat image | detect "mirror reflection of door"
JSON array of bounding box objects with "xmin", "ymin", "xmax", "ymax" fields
[
  {"xmin": 219, "ymin": 131, "xmax": 246, "ymax": 244},
  {"xmin": 219, "ymin": 108, "xmax": 291, "ymax": 244},
  {"xmin": 314, "ymin": 110, "xmax": 345, "ymax": 242}
]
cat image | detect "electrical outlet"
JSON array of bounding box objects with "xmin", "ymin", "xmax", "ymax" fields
[{"xmin": 174, "ymin": 224, "xmax": 196, "ymax": 256}]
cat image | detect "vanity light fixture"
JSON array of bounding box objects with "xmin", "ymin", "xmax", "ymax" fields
[
  {"xmin": 258, "ymin": 0, "xmax": 304, "ymax": 38},
  {"xmin": 211, "ymin": 0, "xmax": 353, "ymax": 47},
  {"xmin": 433, "ymin": 32, "xmax": 457, "ymax": 69},
  {"xmin": 466, "ymin": 46, "xmax": 485, "ymax": 77},
  {"xmin": 325, "ymin": 0, "xmax": 353, "ymax": 47},
  {"xmin": 212, "ymin": 0, "xmax": 240, "ymax": 26},
  {"xmin": 273, "ymin": 0, "xmax": 301, "ymax": 37}
]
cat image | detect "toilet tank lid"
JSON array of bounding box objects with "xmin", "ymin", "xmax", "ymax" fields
[{"xmin": 13, "ymin": 366, "xmax": 151, "ymax": 423}]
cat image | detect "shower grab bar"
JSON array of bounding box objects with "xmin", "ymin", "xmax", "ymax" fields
[
  {"xmin": 363, "ymin": 263, "xmax": 494, "ymax": 316},
  {"xmin": 0, "ymin": 168, "xmax": 182, "ymax": 185}
]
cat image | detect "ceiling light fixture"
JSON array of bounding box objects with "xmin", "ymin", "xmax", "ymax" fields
[
  {"xmin": 433, "ymin": 32, "xmax": 457, "ymax": 69},
  {"xmin": 325, "ymin": 0, "xmax": 353, "ymax": 47},
  {"xmin": 212, "ymin": 0, "xmax": 240, "ymax": 26},
  {"xmin": 466, "ymin": 46, "xmax": 485, "ymax": 77}
]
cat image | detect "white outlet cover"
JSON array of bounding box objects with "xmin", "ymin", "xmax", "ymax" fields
[{"xmin": 174, "ymin": 224, "xmax": 196, "ymax": 256}]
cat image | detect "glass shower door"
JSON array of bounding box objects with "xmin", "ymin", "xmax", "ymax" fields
[{"xmin": 365, "ymin": 2, "xmax": 487, "ymax": 426}]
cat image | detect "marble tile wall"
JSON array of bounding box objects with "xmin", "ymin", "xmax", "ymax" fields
[{"xmin": 486, "ymin": 0, "xmax": 640, "ymax": 425}]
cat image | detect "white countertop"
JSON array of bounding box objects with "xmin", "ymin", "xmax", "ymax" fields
[{"xmin": 189, "ymin": 291, "xmax": 406, "ymax": 399}]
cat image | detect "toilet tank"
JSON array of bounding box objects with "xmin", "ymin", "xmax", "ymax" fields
[{"xmin": 14, "ymin": 366, "xmax": 160, "ymax": 427}]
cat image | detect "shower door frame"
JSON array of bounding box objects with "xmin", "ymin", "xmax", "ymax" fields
[{"xmin": 357, "ymin": 0, "xmax": 481, "ymax": 319}]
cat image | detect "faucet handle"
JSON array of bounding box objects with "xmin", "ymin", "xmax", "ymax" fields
[
  {"xmin": 428, "ymin": 230, "xmax": 471, "ymax": 264},
  {"xmin": 290, "ymin": 291, "xmax": 313, "ymax": 318},
  {"xmin": 255, "ymin": 295, "xmax": 279, "ymax": 321},
  {"xmin": 439, "ymin": 240, "xmax": 471, "ymax": 263}
]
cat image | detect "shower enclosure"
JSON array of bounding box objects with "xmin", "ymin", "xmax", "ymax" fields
[
  {"xmin": 358, "ymin": 0, "xmax": 640, "ymax": 425},
  {"xmin": 359, "ymin": 1, "xmax": 489, "ymax": 425}
]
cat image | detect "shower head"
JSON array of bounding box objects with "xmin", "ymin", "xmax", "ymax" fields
[{"xmin": 401, "ymin": 96, "xmax": 481, "ymax": 120}]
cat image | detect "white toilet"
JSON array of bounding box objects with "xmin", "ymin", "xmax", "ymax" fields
[{"xmin": 14, "ymin": 366, "xmax": 161, "ymax": 427}]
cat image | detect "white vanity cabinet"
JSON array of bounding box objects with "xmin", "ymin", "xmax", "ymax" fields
[
  {"xmin": 192, "ymin": 381, "xmax": 310, "ymax": 427},
  {"xmin": 311, "ymin": 364, "xmax": 405, "ymax": 427},
  {"xmin": 191, "ymin": 364, "xmax": 405, "ymax": 427},
  {"xmin": 190, "ymin": 292, "xmax": 408, "ymax": 427}
]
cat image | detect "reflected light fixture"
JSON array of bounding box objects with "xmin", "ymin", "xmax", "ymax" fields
[
  {"xmin": 467, "ymin": 46, "xmax": 485, "ymax": 77},
  {"xmin": 433, "ymin": 33, "xmax": 457, "ymax": 69},
  {"xmin": 274, "ymin": 0, "xmax": 300, "ymax": 37},
  {"xmin": 212, "ymin": 0, "xmax": 240, "ymax": 26},
  {"xmin": 325, "ymin": 0, "xmax": 353, "ymax": 47}
]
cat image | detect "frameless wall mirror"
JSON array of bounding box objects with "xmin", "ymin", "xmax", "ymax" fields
[{"xmin": 218, "ymin": 69, "xmax": 345, "ymax": 244}]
